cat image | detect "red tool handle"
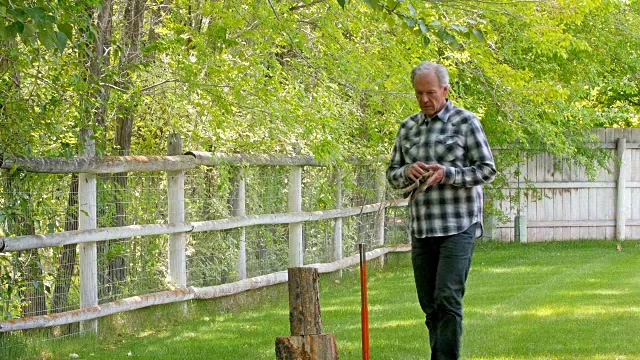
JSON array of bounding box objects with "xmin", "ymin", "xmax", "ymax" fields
[{"xmin": 359, "ymin": 243, "xmax": 370, "ymax": 360}]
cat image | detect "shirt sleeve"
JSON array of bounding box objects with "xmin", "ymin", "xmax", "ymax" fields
[
  {"xmin": 441, "ymin": 117, "xmax": 496, "ymax": 187},
  {"xmin": 386, "ymin": 123, "xmax": 412, "ymax": 189}
]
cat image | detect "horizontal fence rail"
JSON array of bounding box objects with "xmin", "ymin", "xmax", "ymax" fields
[
  {"xmin": 0, "ymin": 245, "xmax": 409, "ymax": 333},
  {"xmin": 0, "ymin": 152, "xmax": 378, "ymax": 174},
  {"xmin": 0, "ymin": 200, "xmax": 407, "ymax": 252},
  {"xmin": 0, "ymin": 154, "xmax": 197, "ymax": 173}
]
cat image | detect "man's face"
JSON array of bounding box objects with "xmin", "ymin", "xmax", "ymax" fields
[{"xmin": 414, "ymin": 70, "xmax": 449, "ymax": 117}]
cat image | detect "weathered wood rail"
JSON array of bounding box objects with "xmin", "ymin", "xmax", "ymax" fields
[
  {"xmin": 0, "ymin": 245, "xmax": 409, "ymax": 333},
  {"xmin": 0, "ymin": 201, "xmax": 407, "ymax": 253}
]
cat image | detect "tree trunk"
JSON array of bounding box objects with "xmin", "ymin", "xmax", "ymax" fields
[
  {"xmin": 77, "ymin": 0, "xmax": 115, "ymax": 303},
  {"xmin": 50, "ymin": 174, "xmax": 79, "ymax": 334},
  {"xmin": 104, "ymin": 0, "xmax": 147, "ymax": 300},
  {"xmin": 89, "ymin": 0, "xmax": 113, "ymax": 131},
  {"xmin": 20, "ymin": 249, "xmax": 47, "ymax": 318},
  {"xmin": 1, "ymin": 54, "xmax": 46, "ymax": 320},
  {"xmin": 5, "ymin": 175, "xmax": 47, "ymax": 319}
]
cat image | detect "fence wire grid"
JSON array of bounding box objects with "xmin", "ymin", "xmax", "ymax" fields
[{"xmin": 0, "ymin": 161, "xmax": 409, "ymax": 355}]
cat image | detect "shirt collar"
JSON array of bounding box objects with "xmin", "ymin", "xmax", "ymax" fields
[{"xmin": 420, "ymin": 99, "xmax": 452, "ymax": 125}]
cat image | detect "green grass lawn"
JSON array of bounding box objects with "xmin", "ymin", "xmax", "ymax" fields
[{"xmin": 3, "ymin": 240, "xmax": 639, "ymax": 360}]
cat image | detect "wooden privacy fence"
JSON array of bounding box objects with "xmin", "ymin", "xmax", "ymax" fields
[
  {"xmin": 488, "ymin": 128, "xmax": 640, "ymax": 242},
  {"xmin": 0, "ymin": 131, "xmax": 409, "ymax": 334}
]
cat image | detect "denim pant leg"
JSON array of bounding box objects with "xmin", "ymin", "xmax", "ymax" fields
[{"xmin": 411, "ymin": 223, "xmax": 476, "ymax": 360}]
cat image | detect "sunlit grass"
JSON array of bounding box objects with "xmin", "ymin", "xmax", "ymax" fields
[{"xmin": 2, "ymin": 240, "xmax": 638, "ymax": 359}]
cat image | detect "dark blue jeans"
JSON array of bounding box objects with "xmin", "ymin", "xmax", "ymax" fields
[{"xmin": 411, "ymin": 223, "xmax": 476, "ymax": 360}]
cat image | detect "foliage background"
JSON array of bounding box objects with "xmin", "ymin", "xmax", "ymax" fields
[{"xmin": 1, "ymin": 0, "xmax": 638, "ymax": 160}]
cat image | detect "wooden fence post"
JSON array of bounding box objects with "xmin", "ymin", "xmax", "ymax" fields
[
  {"xmin": 514, "ymin": 215, "xmax": 527, "ymax": 243},
  {"xmin": 483, "ymin": 215, "xmax": 497, "ymax": 241},
  {"xmin": 375, "ymin": 169, "xmax": 386, "ymax": 247},
  {"xmin": 616, "ymin": 137, "xmax": 627, "ymax": 241},
  {"xmin": 375, "ymin": 169, "xmax": 386, "ymax": 266},
  {"xmin": 332, "ymin": 168, "xmax": 343, "ymax": 263},
  {"xmin": 78, "ymin": 129, "xmax": 98, "ymax": 333},
  {"xmin": 235, "ymin": 168, "xmax": 247, "ymax": 280},
  {"xmin": 289, "ymin": 166, "xmax": 303, "ymax": 267},
  {"xmin": 275, "ymin": 267, "xmax": 338, "ymax": 360},
  {"xmin": 168, "ymin": 134, "xmax": 187, "ymax": 288}
]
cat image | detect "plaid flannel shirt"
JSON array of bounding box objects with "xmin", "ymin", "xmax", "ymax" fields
[{"xmin": 387, "ymin": 100, "xmax": 496, "ymax": 238}]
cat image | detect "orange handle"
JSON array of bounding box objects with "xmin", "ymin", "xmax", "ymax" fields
[{"xmin": 359, "ymin": 243, "xmax": 370, "ymax": 360}]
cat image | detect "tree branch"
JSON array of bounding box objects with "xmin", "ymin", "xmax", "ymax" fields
[
  {"xmin": 140, "ymin": 78, "xmax": 180, "ymax": 93},
  {"xmin": 100, "ymin": 82, "xmax": 127, "ymax": 93},
  {"xmin": 289, "ymin": 0, "xmax": 328, "ymax": 12}
]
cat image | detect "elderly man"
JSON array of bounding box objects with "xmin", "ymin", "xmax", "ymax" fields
[{"xmin": 387, "ymin": 61, "xmax": 496, "ymax": 360}]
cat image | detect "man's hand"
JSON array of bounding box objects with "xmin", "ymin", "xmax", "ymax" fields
[
  {"xmin": 407, "ymin": 162, "xmax": 444, "ymax": 187},
  {"xmin": 423, "ymin": 163, "xmax": 444, "ymax": 187},
  {"xmin": 406, "ymin": 162, "xmax": 430, "ymax": 181}
]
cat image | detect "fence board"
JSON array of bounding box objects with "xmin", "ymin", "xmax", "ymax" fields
[{"xmin": 497, "ymin": 129, "xmax": 640, "ymax": 241}]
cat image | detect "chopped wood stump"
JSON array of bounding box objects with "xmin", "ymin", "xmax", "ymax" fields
[
  {"xmin": 275, "ymin": 267, "xmax": 338, "ymax": 360},
  {"xmin": 275, "ymin": 334, "xmax": 338, "ymax": 360}
]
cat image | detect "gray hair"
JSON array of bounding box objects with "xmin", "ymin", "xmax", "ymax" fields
[{"xmin": 411, "ymin": 61, "xmax": 450, "ymax": 87}]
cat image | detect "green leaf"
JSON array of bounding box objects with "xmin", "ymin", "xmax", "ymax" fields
[
  {"xmin": 7, "ymin": 8, "xmax": 26, "ymax": 21},
  {"xmin": 55, "ymin": 31, "xmax": 68, "ymax": 52},
  {"xmin": 472, "ymin": 28, "xmax": 484, "ymax": 42},
  {"xmin": 418, "ymin": 19, "xmax": 428, "ymax": 34},
  {"xmin": 0, "ymin": 22, "xmax": 19, "ymax": 40},
  {"xmin": 422, "ymin": 35, "xmax": 430, "ymax": 47},
  {"xmin": 436, "ymin": 29, "xmax": 457, "ymax": 45},
  {"xmin": 385, "ymin": 13, "xmax": 396, "ymax": 27},
  {"xmin": 23, "ymin": 7, "xmax": 46, "ymax": 24},
  {"xmin": 404, "ymin": 16, "xmax": 416, "ymax": 28},
  {"xmin": 450, "ymin": 24, "xmax": 467, "ymax": 32},
  {"xmin": 13, "ymin": 21, "xmax": 24, "ymax": 33},
  {"xmin": 57, "ymin": 23, "xmax": 73, "ymax": 41},
  {"xmin": 407, "ymin": 3, "xmax": 416, "ymax": 17},
  {"xmin": 366, "ymin": 0, "xmax": 381, "ymax": 10},
  {"xmin": 20, "ymin": 23, "xmax": 35, "ymax": 44},
  {"xmin": 337, "ymin": 0, "xmax": 346, "ymax": 9},
  {"xmin": 37, "ymin": 28, "xmax": 57, "ymax": 50}
]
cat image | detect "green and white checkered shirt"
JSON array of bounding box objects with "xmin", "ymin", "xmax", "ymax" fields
[{"xmin": 387, "ymin": 100, "xmax": 496, "ymax": 239}]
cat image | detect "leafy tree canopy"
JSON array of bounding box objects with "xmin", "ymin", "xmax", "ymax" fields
[{"xmin": 0, "ymin": 0, "xmax": 638, "ymax": 175}]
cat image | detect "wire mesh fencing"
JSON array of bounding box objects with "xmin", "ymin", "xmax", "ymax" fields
[{"xmin": 0, "ymin": 158, "xmax": 410, "ymax": 354}]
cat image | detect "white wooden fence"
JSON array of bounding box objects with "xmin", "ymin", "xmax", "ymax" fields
[
  {"xmin": 488, "ymin": 128, "xmax": 640, "ymax": 242},
  {"xmin": 0, "ymin": 131, "xmax": 407, "ymax": 334}
]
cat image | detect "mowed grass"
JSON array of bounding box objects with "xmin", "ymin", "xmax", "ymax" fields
[{"xmin": 3, "ymin": 240, "xmax": 639, "ymax": 360}]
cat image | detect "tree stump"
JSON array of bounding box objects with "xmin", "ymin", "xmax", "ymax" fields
[
  {"xmin": 275, "ymin": 267, "xmax": 338, "ymax": 360},
  {"xmin": 275, "ymin": 334, "xmax": 338, "ymax": 360}
]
